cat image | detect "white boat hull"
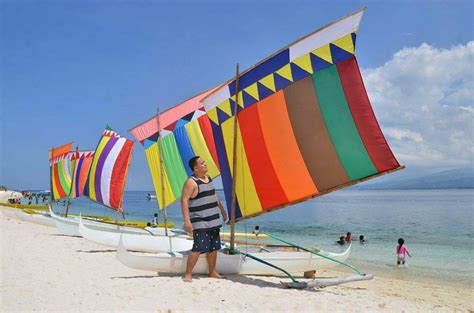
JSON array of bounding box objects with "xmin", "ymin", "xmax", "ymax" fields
[
  {"xmin": 16, "ymin": 210, "xmax": 55, "ymax": 227},
  {"xmin": 116, "ymin": 240, "xmax": 351, "ymax": 275},
  {"xmin": 79, "ymin": 218, "xmax": 193, "ymax": 252},
  {"xmin": 1, "ymin": 206, "xmax": 55, "ymax": 227},
  {"xmin": 49, "ymin": 207, "xmax": 165, "ymax": 237}
]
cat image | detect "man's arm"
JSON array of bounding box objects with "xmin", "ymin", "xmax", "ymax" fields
[
  {"xmin": 181, "ymin": 179, "xmax": 196, "ymax": 233},
  {"xmin": 216, "ymin": 197, "xmax": 227, "ymax": 222}
]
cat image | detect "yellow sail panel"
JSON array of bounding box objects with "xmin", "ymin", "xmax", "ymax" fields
[
  {"xmin": 88, "ymin": 136, "xmax": 111, "ymax": 201},
  {"xmin": 184, "ymin": 119, "xmax": 220, "ymax": 178},
  {"xmin": 221, "ymin": 117, "xmax": 262, "ymax": 216},
  {"xmin": 144, "ymin": 143, "xmax": 176, "ymax": 208},
  {"xmin": 51, "ymin": 166, "xmax": 60, "ymax": 200}
]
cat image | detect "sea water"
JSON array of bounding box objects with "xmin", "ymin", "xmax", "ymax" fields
[{"xmin": 56, "ymin": 189, "xmax": 473, "ymax": 286}]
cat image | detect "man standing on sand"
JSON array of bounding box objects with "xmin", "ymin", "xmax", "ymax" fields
[{"xmin": 181, "ymin": 156, "xmax": 227, "ymax": 282}]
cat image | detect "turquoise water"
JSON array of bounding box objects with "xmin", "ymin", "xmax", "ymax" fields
[{"xmin": 54, "ymin": 189, "xmax": 473, "ymax": 286}]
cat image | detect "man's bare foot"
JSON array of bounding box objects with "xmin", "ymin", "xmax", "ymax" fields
[
  {"xmin": 209, "ymin": 271, "xmax": 222, "ymax": 279},
  {"xmin": 182, "ymin": 273, "xmax": 192, "ymax": 282}
]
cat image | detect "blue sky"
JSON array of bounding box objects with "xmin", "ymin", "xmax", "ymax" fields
[{"xmin": 1, "ymin": 0, "xmax": 473, "ymax": 190}]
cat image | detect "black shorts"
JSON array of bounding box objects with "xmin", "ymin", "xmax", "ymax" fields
[{"xmin": 192, "ymin": 228, "xmax": 221, "ymax": 253}]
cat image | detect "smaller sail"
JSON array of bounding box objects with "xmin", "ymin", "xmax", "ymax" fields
[
  {"xmin": 49, "ymin": 142, "xmax": 73, "ymax": 201},
  {"xmin": 129, "ymin": 86, "xmax": 221, "ymax": 209},
  {"xmin": 85, "ymin": 126, "xmax": 134, "ymax": 211},
  {"xmin": 69, "ymin": 151, "xmax": 95, "ymax": 199}
]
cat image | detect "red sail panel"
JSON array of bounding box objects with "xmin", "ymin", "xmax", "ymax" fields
[
  {"xmin": 109, "ymin": 140, "xmax": 134, "ymax": 211},
  {"xmin": 238, "ymin": 104, "xmax": 288, "ymax": 210},
  {"xmin": 337, "ymin": 57, "xmax": 400, "ymax": 172},
  {"xmin": 197, "ymin": 115, "xmax": 220, "ymax": 170}
]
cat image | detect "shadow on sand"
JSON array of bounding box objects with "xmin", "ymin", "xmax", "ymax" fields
[{"xmin": 76, "ymin": 249, "xmax": 116, "ymax": 253}]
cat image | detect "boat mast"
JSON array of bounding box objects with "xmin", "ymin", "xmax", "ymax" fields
[
  {"xmin": 229, "ymin": 63, "xmax": 240, "ymax": 252},
  {"xmin": 49, "ymin": 146, "xmax": 54, "ymax": 209},
  {"xmin": 64, "ymin": 145, "xmax": 78, "ymax": 217},
  {"xmin": 156, "ymin": 108, "xmax": 169, "ymax": 236}
]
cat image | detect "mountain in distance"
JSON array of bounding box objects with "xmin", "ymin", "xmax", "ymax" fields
[{"xmin": 354, "ymin": 167, "xmax": 474, "ymax": 190}]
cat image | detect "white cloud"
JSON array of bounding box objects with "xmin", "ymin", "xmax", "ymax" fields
[
  {"xmin": 384, "ymin": 128, "xmax": 423, "ymax": 143},
  {"xmin": 362, "ymin": 41, "xmax": 474, "ymax": 168}
]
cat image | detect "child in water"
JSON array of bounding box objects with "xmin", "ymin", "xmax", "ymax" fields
[
  {"xmin": 396, "ymin": 238, "xmax": 412, "ymax": 266},
  {"xmin": 336, "ymin": 236, "xmax": 345, "ymax": 245}
]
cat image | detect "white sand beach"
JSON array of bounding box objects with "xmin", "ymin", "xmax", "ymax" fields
[{"xmin": 0, "ymin": 211, "xmax": 472, "ymax": 312}]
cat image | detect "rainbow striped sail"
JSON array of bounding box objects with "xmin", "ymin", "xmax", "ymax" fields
[
  {"xmin": 49, "ymin": 143, "xmax": 73, "ymax": 200},
  {"xmin": 129, "ymin": 87, "xmax": 221, "ymax": 209},
  {"xmin": 69, "ymin": 150, "xmax": 95, "ymax": 199},
  {"xmin": 202, "ymin": 9, "xmax": 402, "ymax": 221},
  {"xmin": 84, "ymin": 126, "xmax": 134, "ymax": 211}
]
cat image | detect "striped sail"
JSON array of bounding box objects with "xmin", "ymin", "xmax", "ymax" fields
[
  {"xmin": 84, "ymin": 127, "xmax": 134, "ymax": 211},
  {"xmin": 49, "ymin": 143, "xmax": 73, "ymax": 201},
  {"xmin": 69, "ymin": 151, "xmax": 95, "ymax": 199},
  {"xmin": 202, "ymin": 9, "xmax": 401, "ymax": 221},
  {"xmin": 129, "ymin": 87, "xmax": 221, "ymax": 209}
]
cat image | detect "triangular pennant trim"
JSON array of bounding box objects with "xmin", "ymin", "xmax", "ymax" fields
[
  {"xmin": 257, "ymin": 82, "xmax": 274, "ymax": 100},
  {"xmin": 275, "ymin": 63, "xmax": 293, "ymax": 82},
  {"xmin": 292, "ymin": 54, "xmax": 313, "ymax": 74},
  {"xmin": 217, "ymin": 99, "xmax": 232, "ymax": 117},
  {"xmin": 312, "ymin": 44, "xmax": 333, "ymax": 64},
  {"xmin": 259, "ymin": 73, "xmax": 276, "ymax": 92},
  {"xmin": 332, "ymin": 33, "xmax": 354, "ymax": 55},
  {"xmin": 207, "ymin": 108, "xmax": 219, "ymax": 125},
  {"xmin": 244, "ymin": 83, "xmax": 259, "ymax": 101}
]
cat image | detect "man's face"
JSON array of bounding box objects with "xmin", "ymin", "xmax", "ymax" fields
[{"xmin": 194, "ymin": 158, "xmax": 208, "ymax": 174}]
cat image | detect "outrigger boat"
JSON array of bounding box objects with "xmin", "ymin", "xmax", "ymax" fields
[
  {"xmin": 49, "ymin": 127, "xmax": 195, "ymax": 253},
  {"xmin": 117, "ymin": 239, "xmax": 351, "ymax": 275},
  {"xmin": 79, "ymin": 217, "xmax": 193, "ymax": 252},
  {"xmin": 78, "ymin": 96, "xmax": 263, "ymax": 251},
  {"xmin": 116, "ymin": 8, "xmax": 404, "ymax": 288}
]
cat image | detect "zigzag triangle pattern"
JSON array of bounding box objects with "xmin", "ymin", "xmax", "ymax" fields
[
  {"xmin": 208, "ymin": 32, "xmax": 357, "ymax": 126},
  {"xmin": 290, "ymin": 63, "xmax": 311, "ymax": 81}
]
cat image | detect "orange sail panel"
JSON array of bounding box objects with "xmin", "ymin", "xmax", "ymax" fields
[
  {"xmin": 70, "ymin": 151, "xmax": 95, "ymax": 199},
  {"xmin": 257, "ymin": 91, "xmax": 318, "ymax": 202}
]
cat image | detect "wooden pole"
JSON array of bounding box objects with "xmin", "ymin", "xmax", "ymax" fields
[
  {"xmin": 64, "ymin": 146, "xmax": 78, "ymax": 217},
  {"xmin": 156, "ymin": 108, "xmax": 169, "ymax": 236},
  {"xmin": 230, "ymin": 63, "xmax": 240, "ymax": 252},
  {"xmin": 49, "ymin": 146, "xmax": 54, "ymax": 210}
]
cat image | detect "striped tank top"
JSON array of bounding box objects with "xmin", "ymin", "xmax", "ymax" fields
[{"xmin": 188, "ymin": 175, "xmax": 222, "ymax": 231}]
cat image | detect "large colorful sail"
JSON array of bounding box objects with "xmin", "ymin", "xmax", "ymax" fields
[
  {"xmin": 49, "ymin": 142, "xmax": 73, "ymax": 201},
  {"xmin": 84, "ymin": 126, "xmax": 134, "ymax": 211},
  {"xmin": 69, "ymin": 150, "xmax": 95, "ymax": 199},
  {"xmin": 202, "ymin": 8, "xmax": 401, "ymax": 221},
  {"xmin": 129, "ymin": 87, "xmax": 221, "ymax": 209}
]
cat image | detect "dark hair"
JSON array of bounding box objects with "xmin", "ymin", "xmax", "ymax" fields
[
  {"xmin": 188, "ymin": 156, "xmax": 200, "ymax": 171},
  {"xmin": 397, "ymin": 238, "xmax": 404, "ymax": 253}
]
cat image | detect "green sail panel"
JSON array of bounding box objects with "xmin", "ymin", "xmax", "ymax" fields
[
  {"xmin": 58, "ymin": 160, "xmax": 71, "ymax": 196},
  {"xmin": 312, "ymin": 65, "xmax": 377, "ymax": 181},
  {"xmin": 160, "ymin": 134, "xmax": 188, "ymax": 198}
]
